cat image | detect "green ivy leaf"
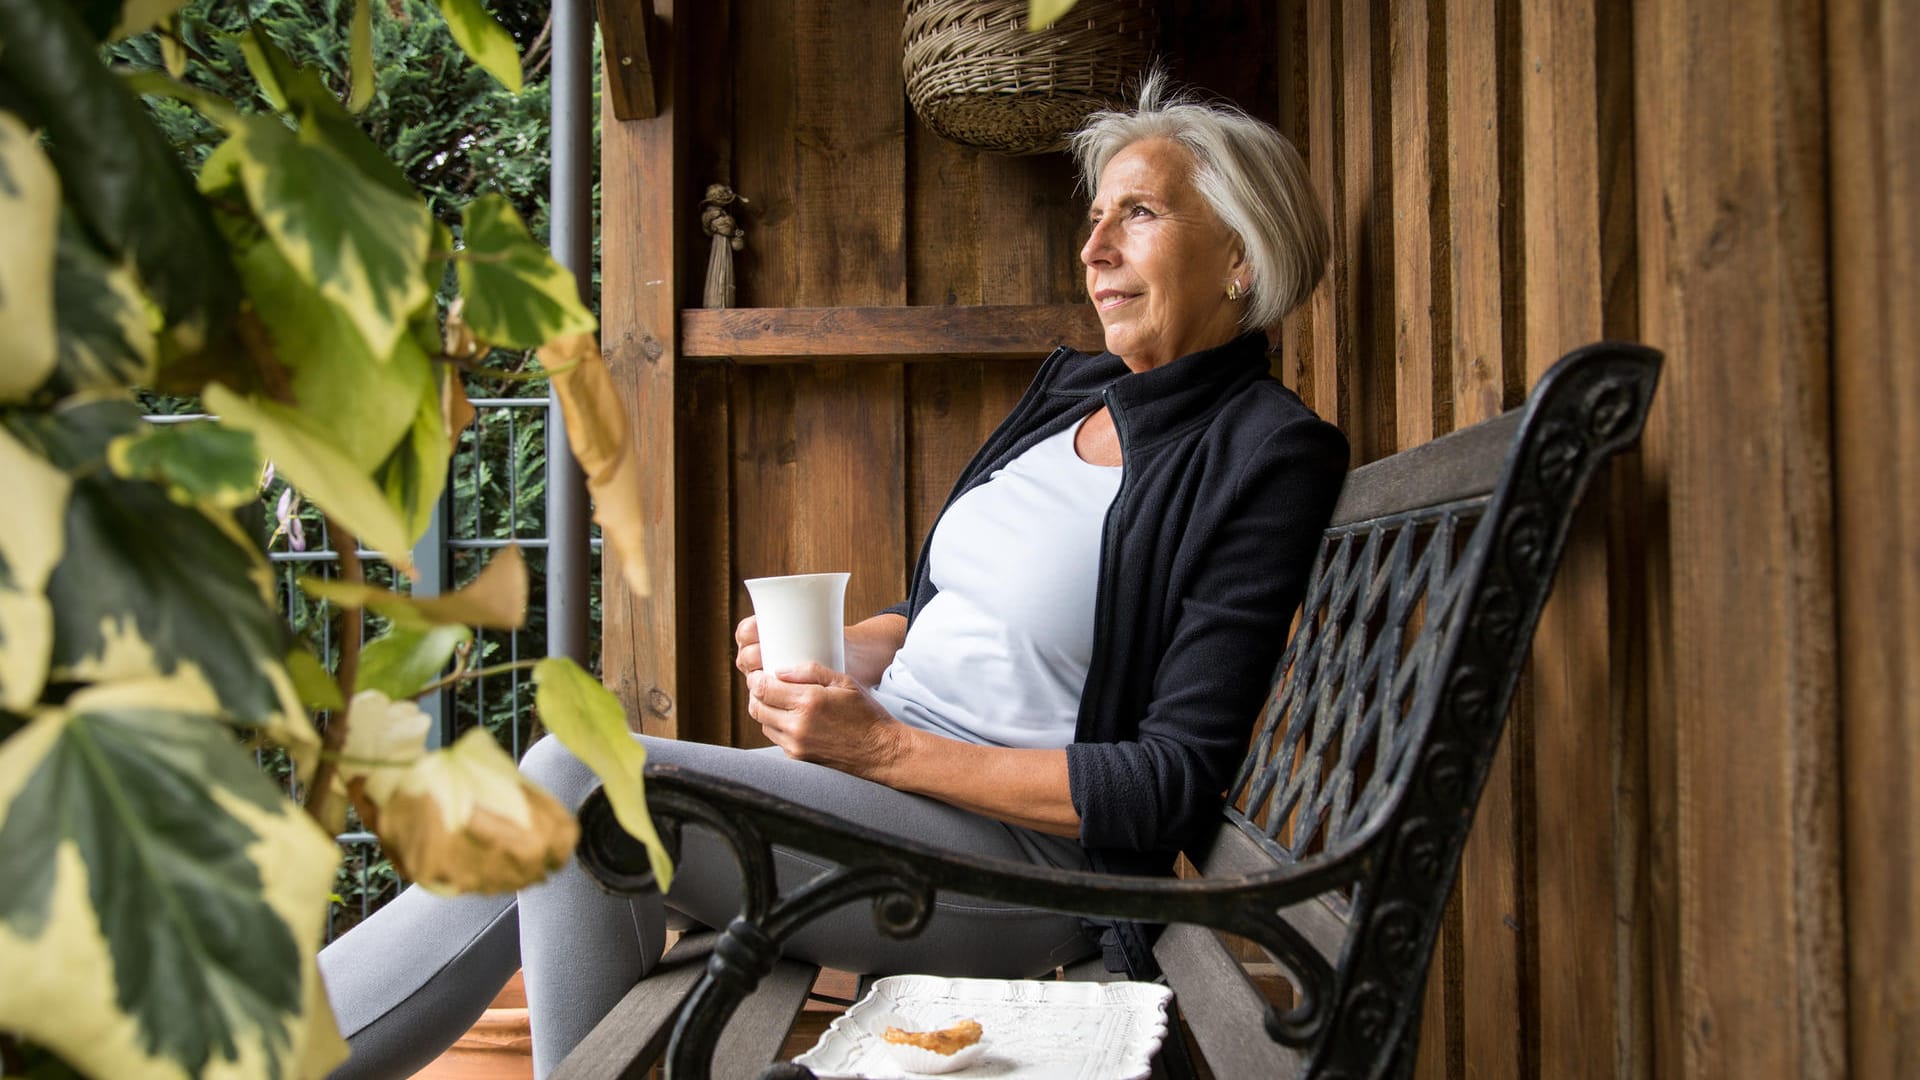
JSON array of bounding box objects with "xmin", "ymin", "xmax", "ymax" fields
[
  {"xmin": 534, "ymin": 657, "xmax": 674, "ymax": 891},
  {"xmin": 0, "ymin": 111, "xmax": 59, "ymax": 404},
  {"xmin": 228, "ymin": 114, "xmax": 432, "ymax": 361},
  {"xmin": 205, "ymin": 384, "xmax": 418, "ymax": 568},
  {"xmin": 242, "ymin": 30, "xmax": 413, "ymax": 201},
  {"xmin": 435, "ymin": 0, "xmax": 523, "ymax": 93},
  {"xmin": 106, "ymin": 421, "xmax": 260, "ymax": 509},
  {"xmin": 46, "ymin": 464, "xmax": 297, "ymax": 732},
  {"xmin": 0, "ymin": 681, "xmax": 344, "ymax": 1079},
  {"xmin": 0, "ymin": 0, "xmax": 240, "ymax": 350},
  {"xmin": 43, "ymin": 215, "xmax": 158, "ymax": 400},
  {"xmin": 357, "ymin": 623, "xmax": 471, "ymax": 700},
  {"xmin": 235, "ymin": 235, "xmax": 432, "ymax": 474},
  {"xmin": 348, "ymin": 0, "xmax": 375, "ymax": 112},
  {"xmin": 374, "ymin": 369, "xmax": 453, "ymax": 541},
  {"xmin": 458, "ymin": 194, "xmax": 596, "ymax": 350},
  {"xmin": 0, "ymin": 426, "xmax": 70, "ymax": 712},
  {"xmin": 285, "ymin": 646, "xmax": 342, "ymax": 712}
]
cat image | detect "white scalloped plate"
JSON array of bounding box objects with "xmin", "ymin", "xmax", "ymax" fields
[{"xmin": 792, "ymin": 975, "xmax": 1174, "ymax": 1079}]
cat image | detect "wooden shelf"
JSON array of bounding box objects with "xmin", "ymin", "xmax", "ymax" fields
[{"xmin": 678, "ymin": 304, "xmax": 1104, "ymax": 363}]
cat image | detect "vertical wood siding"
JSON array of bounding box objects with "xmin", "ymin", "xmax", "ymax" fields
[{"xmin": 600, "ymin": 0, "xmax": 1906, "ymax": 1071}]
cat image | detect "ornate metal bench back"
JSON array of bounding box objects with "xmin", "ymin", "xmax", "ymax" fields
[{"xmin": 1223, "ymin": 343, "xmax": 1660, "ymax": 1077}]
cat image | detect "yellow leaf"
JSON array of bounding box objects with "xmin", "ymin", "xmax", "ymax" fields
[
  {"xmin": 435, "ymin": 0, "xmax": 524, "ymax": 93},
  {"xmin": 301, "ymin": 544, "xmax": 527, "ymax": 629},
  {"xmin": 1028, "ymin": 0, "xmax": 1079, "ymax": 30},
  {"xmin": 110, "ymin": 0, "xmax": 193, "ymax": 39},
  {"xmin": 534, "ymin": 657, "xmax": 673, "ymax": 891},
  {"xmin": 0, "ymin": 113, "xmax": 59, "ymax": 403},
  {"xmin": 348, "ymin": 0, "xmax": 376, "ymax": 113},
  {"xmin": 0, "ymin": 427, "xmax": 70, "ymax": 711},
  {"xmin": 335, "ymin": 689, "xmax": 431, "ymax": 802},
  {"xmin": 442, "ymin": 363, "xmax": 477, "ymax": 455},
  {"xmin": 205, "ymin": 384, "xmax": 417, "ymax": 574},
  {"xmin": 539, "ymin": 332, "xmax": 649, "ymax": 597},
  {"xmin": 352, "ymin": 727, "xmax": 576, "ymax": 894}
]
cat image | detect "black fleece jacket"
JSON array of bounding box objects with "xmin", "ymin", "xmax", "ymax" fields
[{"xmin": 886, "ymin": 332, "xmax": 1349, "ymax": 881}]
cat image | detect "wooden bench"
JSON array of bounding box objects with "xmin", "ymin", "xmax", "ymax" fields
[{"xmin": 560, "ymin": 342, "xmax": 1662, "ymax": 1079}]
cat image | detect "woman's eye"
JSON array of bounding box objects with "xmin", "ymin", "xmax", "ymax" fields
[{"xmin": 1129, "ymin": 205, "xmax": 1154, "ymax": 219}]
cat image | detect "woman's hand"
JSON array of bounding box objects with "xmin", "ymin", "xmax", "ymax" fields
[
  {"xmin": 733, "ymin": 615, "xmax": 765, "ymax": 680},
  {"xmin": 747, "ymin": 663, "xmax": 907, "ymax": 781}
]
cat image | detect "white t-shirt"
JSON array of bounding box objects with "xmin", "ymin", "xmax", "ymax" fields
[{"xmin": 871, "ymin": 418, "xmax": 1123, "ymax": 750}]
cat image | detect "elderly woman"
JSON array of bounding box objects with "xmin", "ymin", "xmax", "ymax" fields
[{"xmin": 319, "ymin": 73, "xmax": 1346, "ymax": 1078}]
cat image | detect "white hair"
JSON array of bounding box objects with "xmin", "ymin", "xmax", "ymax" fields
[{"xmin": 1070, "ymin": 70, "xmax": 1329, "ymax": 331}]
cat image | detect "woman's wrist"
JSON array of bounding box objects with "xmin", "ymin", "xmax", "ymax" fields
[{"xmin": 844, "ymin": 612, "xmax": 908, "ymax": 686}]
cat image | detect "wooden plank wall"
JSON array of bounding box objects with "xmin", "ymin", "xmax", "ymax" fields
[
  {"xmin": 600, "ymin": 0, "xmax": 1915, "ymax": 1072},
  {"xmin": 1278, "ymin": 0, "xmax": 1899, "ymax": 1074}
]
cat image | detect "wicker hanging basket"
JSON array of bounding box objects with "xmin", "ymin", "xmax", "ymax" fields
[{"xmin": 902, "ymin": 0, "xmax": 1158, "ymax": 156}]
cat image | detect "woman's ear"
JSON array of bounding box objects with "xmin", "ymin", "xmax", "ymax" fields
[{"xmin": 1226, "ymin": 242, "xmax": 1250, "ymax": 284}]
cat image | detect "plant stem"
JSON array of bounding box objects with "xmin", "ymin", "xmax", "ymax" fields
[
  {"xmin": 304, "ymin": 519, "xmax": 364, "ymax": 823},
  {"xmin": 416, "ymin": 658, "xmax": 543, "ymax": 698}
]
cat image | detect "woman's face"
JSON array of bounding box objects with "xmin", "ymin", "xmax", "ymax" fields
[{"xmin": 1081, "ymin": 138, "xmax": 1247, "ymax": 372}]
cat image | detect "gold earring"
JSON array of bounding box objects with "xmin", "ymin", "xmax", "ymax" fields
[{"xmin": 1226, "ymin": 281, "xmax": 1242, "ymax": 301}]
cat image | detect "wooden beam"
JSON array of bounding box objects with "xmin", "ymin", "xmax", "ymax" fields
[
  {"xmin": 599, "ymin": 0, "xmax": 683, "ymax": 738},
  {"xmin": 1634, "ymin": 0, "xmax": 1846, "ymax": 1073},
  {"xmin": 596, "ymin": 0, "xmax": 656, "ymax": 121},
  {"xmin": 1829, "ymin": 0, "xmax": 1920, "ymax": 1074},
  {"xmin": 679, "ymin": 304, "xmax": 1105, "ymax": 362}
]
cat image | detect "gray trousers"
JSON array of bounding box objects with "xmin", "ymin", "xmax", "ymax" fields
[{"xmin": 317, "ymin": 735, "xmax": 1097, "ymax": 1078}]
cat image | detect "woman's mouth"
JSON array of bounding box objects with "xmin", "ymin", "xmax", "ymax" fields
[{"xmin": 1094, "ymin": 289, "xmax": 1137, "ymax": 311}]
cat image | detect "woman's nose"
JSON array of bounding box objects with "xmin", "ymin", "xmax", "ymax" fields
[{"xmin": 1081, "ymin": 219, "xmax": 1116, "ymax": 267}]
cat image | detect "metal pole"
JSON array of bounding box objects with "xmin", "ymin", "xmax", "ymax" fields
[{"xmin": 547, "ymin": 0, "xmax": 593, "ymax": 666}]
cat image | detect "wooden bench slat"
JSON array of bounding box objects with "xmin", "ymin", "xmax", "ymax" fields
[
  {"xmin": 551, "ymin": 930, "xmax": 821, "ymax": 1080},
  {"xmin": 552, "ymin": 933, "xmax": 716, "ymax": 1080},
  {"xmin": 1153, "ymin": 922, "xmax": 1307, "ymax": 1078},
  {"xmin": 713, "ymin": 958, "xmax": 819, "ymax": 1079},
  {"xmin": 1192, "ymin": 825, "xmax": 1350, "ymax": 965},
  {"xmin": 1329, "ymin": 408, "xmax": 1520, "ymax": 525}
]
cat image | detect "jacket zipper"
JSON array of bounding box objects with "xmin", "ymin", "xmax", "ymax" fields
[{"xmin": 1075, "ymin": 385, "xmax": 1133, "ymax": 744}]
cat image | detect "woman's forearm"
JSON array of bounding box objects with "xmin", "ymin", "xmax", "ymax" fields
[
  {"xmin": 878, "ymin": 727, "xmax": 1081, "ymax": 838},
  {"xmin": 844, "ymin": 612, "xmax": 908, "ymax": 687}
]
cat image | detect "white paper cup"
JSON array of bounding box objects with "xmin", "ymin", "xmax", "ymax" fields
[{"xmin": 743, "ymin": 572, "xmax": 849, "ymax": 673}]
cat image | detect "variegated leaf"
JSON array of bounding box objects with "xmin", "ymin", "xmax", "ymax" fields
[
  {"xmin": 31, "ymin": 402, "xmax": 306, "ymax": 735},
  {"xmin": 107, "ymin": 421, "xmax": 260, "ymax": 509},
  {"xmin": 457, "ymin": 194, "xmax": 596, "ymax": 349},
  {"xmin": 227, "ymin": 114, "xmax": 431, "ymax": 361},
  {"xmin": 235, "ymin": 235, "xmax": 432, "ymax": 475},
  {"xmin": 46, "ymin": 216, "xmax": 159, "ymax": 398},
  {"xmin": 0, "ymin": 426, "xmax": 70, "ymax": 712},
  {"xmin": 0, "ymin": 111, "xmax": 60, "ymax": 403},
  {"xmin": 0, "ymin": 678, "xmax": 345, "ymax": 1080}
]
